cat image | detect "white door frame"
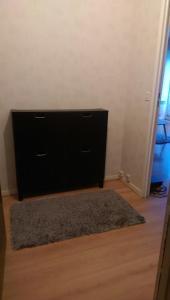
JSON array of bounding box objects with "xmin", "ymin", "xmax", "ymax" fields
[
  {"xmin": 154, "ymin": 183, "xmax": 170, "ymax": 299},
  {"xmin": 143, "ymin": 0, "xmax": 170, "ymax": 198}
]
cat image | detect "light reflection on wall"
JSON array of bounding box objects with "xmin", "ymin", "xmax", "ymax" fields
[{"xmin": 161, "ymin": 49, "xmax": 170, "ymax": 102}]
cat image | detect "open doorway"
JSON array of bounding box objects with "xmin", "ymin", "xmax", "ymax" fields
[{"xmin": 150, "ymin": 31, "xmax": 170, "ymax": 197}]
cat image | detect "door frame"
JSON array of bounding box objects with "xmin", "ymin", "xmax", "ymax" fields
[
  {"xmin": 143, "ymin": 0, "xmax": 170, "ymax": 197},
  {"xmin": 154, "ymin": 183, "xmax": 170, "ymax": 300},
  {"xmin": 0, "ymin": 185, "xmax": 6, "ymax": 300}
]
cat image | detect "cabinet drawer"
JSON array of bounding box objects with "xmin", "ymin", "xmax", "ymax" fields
[
  {"xmin": 12, "ymin": 112, "xmax": 49, "ymax": 153},
  {"xmin": 12, "ymin": 112, "xmax": 49, "ymax": 132},
  {"xmin": 12, "ymin": 112, "xmax": 69, "ymax": 154},
  {"xmin": 19, "ymin": 154, "xmax": 53, "ymax": 196},
  {"xmin": 68, "ymin": 111, "xmax": 108, "ymax": 147},
  {"xmin": 69, "ymin": 111, "xmax": 107, "ymax": 130},
  {"xmin": 18, "ymin": 153, "xmax": 68, "ymax": 197},
  {"xmin": 67, "ymin": 148, "xmax": 100, "ymax": 187}
]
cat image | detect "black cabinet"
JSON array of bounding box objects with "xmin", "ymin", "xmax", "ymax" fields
[{"xmin": 12, "ymin": 109, "xmax": 108, "ymax": 200}]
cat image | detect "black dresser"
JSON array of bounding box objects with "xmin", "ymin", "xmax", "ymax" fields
[{"xmin": 12, "ymin": 109, "xmax": 108, "ymax": 200}]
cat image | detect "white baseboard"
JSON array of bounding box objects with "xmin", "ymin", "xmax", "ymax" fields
[
  {"xmin": 2, "ymin": 188, "xmax": 17, "ymax": 197},
  {"xmin": 2, "ymin": 174, "xmax": 142, "ymax": 197},
  {"xmin": 127, "ymin": 182, "xmax": 143, "ymax": 197},
  {"xmin": 105, "ymin": 174, "xmax": 120, "ymax": 181},
  {"xmin": 2, "ymin": 179, "xmax": 142, "ymax": 198},
  {"xmin": 2, "ymin": 174, "xmax": 120, "ymax": 197},
  {"xmin": 122, "ymin": 178, "xmax": 143, "ymax": 197}
]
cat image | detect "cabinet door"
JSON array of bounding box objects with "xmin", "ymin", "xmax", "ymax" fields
[
  {"xmin": 67, "ymin": 111, "xmax": 108, "ymax": 188},
  {"xmin": 68, "ymin": 146, "xmax": 100, "ymax": 188},
  {"xmin": 13, "ymin": 112, "xmax": 52, "ymax": 197},
  {"xmin": 12, "ymin": 112, "xmax": 69, "ymax": 198},
  {"xmin": 12, "ymin": 112, "xmax": 48, "ymax": 153},
  {"xmin": 19, "ymin": 154, "xmax": 55, "ymax": 197}
]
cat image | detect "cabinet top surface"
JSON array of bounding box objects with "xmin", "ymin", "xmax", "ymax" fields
[{"xmin": 12, "ymin": 108, "xmax": 108, "ymax": 113}]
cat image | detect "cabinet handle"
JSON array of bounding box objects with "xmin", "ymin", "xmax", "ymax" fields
[
  {"xmin": 34, "ymin": 116, "xmax": 46, "ymax": 119},
  {"xmin": 35, "ymin": 153, "xmax": 47, "ymax": 157},
  {"xmin": 81, "ymin": 113, "xmax": 93, "ymax": 118},
  {"xmin": 81, "ymin": 149, "xmax": 91, "ymax": 153}
]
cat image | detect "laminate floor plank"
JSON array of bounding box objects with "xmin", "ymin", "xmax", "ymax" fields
[{"xmin": 2, "ymin": 180, "xmax": 167, "ymax": 300}]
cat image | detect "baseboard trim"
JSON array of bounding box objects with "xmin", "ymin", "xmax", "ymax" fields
[
  {"xmin": 2, "ymin": 182, "xmax": 142, "ymax": 198},
  {"xmin": 2, "ymin": 175, "xmax": 120, "ymax": 197},
  {"xmin": 122, "ymin": 178, "xmax": 143, "ymax": 197},
  {"xmin": 2, "ymin": 188, "xmax": 17, "ymax": 197},
  {"xmin": 105, "ymin": 174, "xmax": 120, "ymax": 181}
]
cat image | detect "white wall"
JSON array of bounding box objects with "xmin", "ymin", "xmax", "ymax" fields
[
  {"xmin": 121, "ymin": 0, "xmax": 162, "ymax": 195},
  {"xmin": 0, "ymin": 1, "xmax": 132, "ymax": 194},
  {"xmin": 0, "ymin": 0, "xmax": 164, "ymax": 196}
]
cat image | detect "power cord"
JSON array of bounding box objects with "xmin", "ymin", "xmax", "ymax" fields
[{"xmin": 150, "ymin": 183, "xmax": 168, "ymax": 198}]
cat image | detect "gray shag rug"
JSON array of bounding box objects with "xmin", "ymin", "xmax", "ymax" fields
[{"xmin": 10, "ymin": 189, "xmax": 145, "ymax": 250}]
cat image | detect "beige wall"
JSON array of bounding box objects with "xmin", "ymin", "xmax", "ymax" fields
[
  {"xmin": 0, "ymin": 1, "xmax": 132, "ymax": 194},
  {"xmin": 0, "ymin": 0, "xmax": 163, "ymax": 195},
  {"xmin": 121, "ymin": 0, "xmax": 162, "ymax": 194}
]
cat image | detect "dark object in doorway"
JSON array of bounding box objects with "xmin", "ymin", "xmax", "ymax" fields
[
  {"xmin": 150, "ymin": 181, "xmax": 167, "ymax": 197},
  {"xmin": 10, "ymin": 189, "xmax": 145, "ymax": 250},
  {"xmin": 156, "ymin": 135, "xmax": 170, "ymax": 144},
  {"xmin": 156, "ymin": 119, "xmax": 168, "ymax": 142},
  {"xmin": 150, "ymin": 181, "xmax": 163, "ymax": 192}
]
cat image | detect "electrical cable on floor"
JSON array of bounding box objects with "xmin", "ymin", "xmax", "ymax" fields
[{"xmin": 150, "ymin": 183, "xmax": 168, "ymax": 198}]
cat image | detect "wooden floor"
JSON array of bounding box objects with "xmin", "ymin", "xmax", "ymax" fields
[{"xmin": 2, "ymin": 180, "xmax": 167, "ymax": 300}]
